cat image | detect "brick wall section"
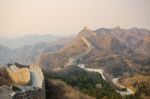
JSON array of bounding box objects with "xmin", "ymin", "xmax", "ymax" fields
[{"xmin": 0, "ymin": 64, "xmax": 46, "ymax": 99}]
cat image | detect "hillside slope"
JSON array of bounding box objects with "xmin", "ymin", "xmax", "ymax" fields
[
  {"xmin": 46, "ymin": 79, "xmax": 95, "ymax": 99},
  {"xmin": 38, "ymin": 27, "xmax": 150, "ymax": 76}
]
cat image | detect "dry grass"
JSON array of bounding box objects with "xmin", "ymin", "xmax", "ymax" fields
[
  {"xmin": 120, "ymin": 74, "xmax": 150, "ymax": 94},
  {"xmin": 46, "ymin": 79, "xmax": 95, "ymax": 99},
  {"xmin": 38, "ymin": 38, "xmax": 88, "ymax": 70},
  {"xmin": 0, "ymin": 67, "xmax": 12, "ymax": 86}
]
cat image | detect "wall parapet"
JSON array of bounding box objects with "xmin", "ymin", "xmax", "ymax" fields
[{"xmin": 0, "ymin": 63, "xmax": 46, "ymax": 99}]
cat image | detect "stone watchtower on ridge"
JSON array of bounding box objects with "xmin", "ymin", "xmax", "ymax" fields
[{"xmin": 78, "ymin": 26, "xmax": 97, "ymax": 37}]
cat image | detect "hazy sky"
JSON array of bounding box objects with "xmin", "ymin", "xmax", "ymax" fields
[{"xmin": 0, "ymin": 0, "xmax": 150, "ymax": 38}]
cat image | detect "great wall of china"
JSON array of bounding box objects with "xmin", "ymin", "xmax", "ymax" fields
[{"xmin": 0, "ymin": 63, "xmax": 45, "ymax": 99}]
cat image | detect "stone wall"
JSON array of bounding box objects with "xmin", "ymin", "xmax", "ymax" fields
[
  {"xmin": 12, "ymin": 86, "xmax": 45, "ymax": 99},
  {"xmin": 6, "ymin": 66, "xmax": 30, "ymax": 85},
  {"xmin": 0, "ymin": 63, "xmax": 46, "ymax": 99},
  {"xmin": 0, "ymin": 85, "xmax": 46, "ymax": 99}
]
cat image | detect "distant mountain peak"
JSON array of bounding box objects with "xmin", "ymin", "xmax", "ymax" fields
[
  {"xmin": 81, "ymin": 26, "xmax": 92, "ymax": 32},
  {"xmin": 83, "ymin": 26, "xmax": 89, "ymax": 31},
  {"xmin": 114, "ymin": 26, "xmax": 121, "ymax": 29},
  {"xmin": 78, "ymin": 26, "xmax": 96, "ymax": 38}
]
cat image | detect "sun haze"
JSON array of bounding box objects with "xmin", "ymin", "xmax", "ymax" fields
[{"xmin": 0, "ymin": 0, "xmax": 150, "ymax": 38}]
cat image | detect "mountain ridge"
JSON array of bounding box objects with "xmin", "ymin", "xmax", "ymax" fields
[{"xmin": 38, "ymin": 27, "xmax": 150, "ymax": 76}]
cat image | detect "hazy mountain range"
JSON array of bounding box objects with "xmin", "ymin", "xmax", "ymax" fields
[
  {"xmin": 0, "ymin": 27, "xmax": 150, "ymax": 76},
  {"xmin": 0, "ymin": 35, "xmax": 73, "ymax": 66},
  {"xmin": 38, "ymin": 27, "xmax": 150, "ymax": 76},
  {"xmin": 0, "ymin": 34, "xmax": 61, "ymax": 49},
  {"xmin": 0, "ymin": 27, "xmax": 150, "ymax": 99}
]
